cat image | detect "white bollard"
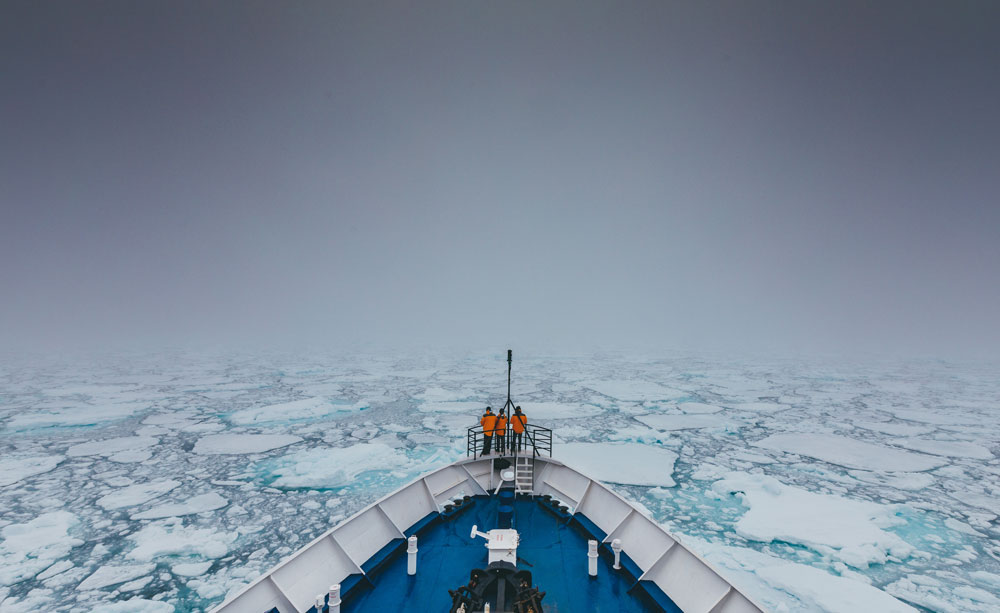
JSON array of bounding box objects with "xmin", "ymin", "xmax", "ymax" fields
[
  {"xmin": 315, "ymin": 594, "xmax": 325, "ymax": 611},
  {"xmin": 484, "ymin": 604, "xmax": 490, "ymax": 613},
  {"xmin": 328, "ymin": 584, "xmax": 341, "ymax": 613},
  {"xmin": 407, "ymin": 535, "xmax": 418, "ymax": 575},
  {"xmin": 611, "ymin": 538, "xmax": 622, "ymax": 570},
  {"xmin": 588, "ymin": 539, "xmax": 599, "ymax": 577}
]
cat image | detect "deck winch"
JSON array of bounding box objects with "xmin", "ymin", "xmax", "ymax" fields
[{"xmin": 471, "ymin": 524, "xmax": 519, "ymax": 565}]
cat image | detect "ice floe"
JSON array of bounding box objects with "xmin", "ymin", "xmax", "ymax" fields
[
  {"xmin": 711, "ymin": 472, "xmax": 913, "ymax": 567},
  {"xmin": 521, "ymin": 401, "xmax": 602, "ymax": 420},
  {"xmin": 227, "ymin": 397, "xmax": 363, "ymax": 425},
  {"xmin": 894, "ymin": 438, "xmax": 993, "ymax": 460},
  {"xmin": 260, "ymin": 443, "xmax": 409, "ymax": 488},
  {"xmin": 66, "ymin": 437, "xmax": 159, "ymax": 458},
  {"xmin": 583, "ymin": 379, "xmax": 686, "ymax": 401},
  {"xmin": 557, "ymin": 443, "xmax": 678, "ymax": 487},
  {"xmin": 97, "ymin": 480, "xmax": 181, "ymax": 510},
  {"xmin": 635, "ymin": 413, "xmax": 731, "ymax": 430},
  {"xmin": 130, "ymin": 493, "xmax": 228, "ymax": 520},
  {"xmin": 0, "ymin": 456, "xmax": 63, "ymax": 487},
  {"xmin": 78, "ymin": 564, "xmax": 156, "ymax": 591},
  {"xmin": 192, "ymin": 434, "xmax": 302, "ymax": 455},
  {"xmin": 689, "ymin": 536, "xmax": 917, "ymax": 612},
  {"xmin": 126, "ymin": 519, "xmax": 237, "ymax": 561},
  {"xmin": 753, "ymin": 433, "xmax": 946, "ymax": 471},
  {"xmin": 0, "ymin": 511, "xmax": 83, "ymax": 586}
]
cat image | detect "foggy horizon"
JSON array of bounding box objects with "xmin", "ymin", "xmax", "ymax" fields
[{"xmin": 3, "ymin": 1, "xmax": 999, "ymax": 359}]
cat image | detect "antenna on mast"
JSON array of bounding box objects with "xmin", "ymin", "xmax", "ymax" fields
[{"xmin": 503, "ymin": 349, "xmax": 515, "ymax": 413}]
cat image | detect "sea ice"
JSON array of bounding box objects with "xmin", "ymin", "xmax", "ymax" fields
[
  {"xmin": 192, "ymin": 434, "xmax": 302, "ymax": 455},
  {"xmin": 556, "ymin": 443, "xmax": 677, "ymax": 487},
  {"xmin": 90, "ymin": 597, "xmax": 176, "ymax": 612},
  {"xmin": 0, "ymin": 511, "xmax": 83, "ymax": 586},
  {"xmin": 66, "ymin": 437, "xmax": 159, "ymax": 458},
  {"xmin": 689, "ymin": 536, "xmax": 917, "ymax": 612},
  {"xmin": 126, "ymin": 520, "xmax": 237, "ymax": 561},
  {"xmin": 130, "ymin": 493, "xmax": 228, "ymax": 520},
  {"xmin": 97, "ymin": 480, "xmax": 181, "ymax": 510},
  {"xmin": 78, "ymin": 564, "xmax": 156, "ymax": 591},
  {"xmin": 894, "ymin": 438, "xmax": 993, "ymax": 460},
  {"xmin": 711, "ymin": 472, "xmax": 913, "ymax": 567},
  {"xmin": 0, "ymin": 455, "xmax": 63, "ymax": 487},
  {"xmin": 261, "ymin": 443, "xmax": 409, "ymax": 488},
  {"xmin": 583, "ymin": 379, "xmax": 686, "ymax": 402},
  {"xmin": 635, "ymin": 413, "xmax": 730, "ymax": 431},
  {"xmin": 677, "ymin": 402, "xmax": 722, "ymax": 414},
  {"xmin": 227, "ymin": 397, "xmax": 362, "ymax": 425},
  {"xmin": 521, "ymin": 401, "xmax": 602, "ymax": 420},
  {"xmin": 753, "ymin": 433, "xmax": 946, "ymax": 472}
]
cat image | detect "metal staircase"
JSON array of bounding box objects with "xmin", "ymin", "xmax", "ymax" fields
[{"xmin": 515, "ymin": 455, "xmax": 534, "ymax": 494}]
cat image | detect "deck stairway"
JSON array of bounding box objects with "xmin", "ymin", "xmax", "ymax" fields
[{"xmin": 515, "ymin": 456, "xmax": 533, "ymax": 494}]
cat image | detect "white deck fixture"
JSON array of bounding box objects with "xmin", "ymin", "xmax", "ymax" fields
[
  {"xmin": 588, "ymin": 539, "xmax": 599, "ymax": 577},
  {"xmin": 471, "ymin": 525, "xmax": 520, "ymax": 565},
  {"xmin": 406, "ymin": 536, "xmax": 418, "ymax": 575},
  {"xmin": 327, "ymin": 584, "xmax": 340, "ymax": 613},
  {"xmin": 612, "ymin": 538, "xmax": 622, "ymax": 569}
]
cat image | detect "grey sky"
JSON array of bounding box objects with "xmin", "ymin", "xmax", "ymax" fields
[{"xmin": 2, "ymin": 1, "xmax": 998, "ymax": 356}]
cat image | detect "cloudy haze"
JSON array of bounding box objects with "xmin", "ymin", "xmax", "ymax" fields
[{"xmin": 2, "ymin": 1, "xmax": 998, "ymax": 356}]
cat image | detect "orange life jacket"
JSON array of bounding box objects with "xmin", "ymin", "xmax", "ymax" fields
[
  {"xmin": 511, "ymin": 413, "xmax": 527, "ymax": 433},
  {"xmin": 481, "ymin": 414, "xmax": 497, "ymax": 435},
  {"xmin": 496, "ymin": 416, "xmax": 507, "ymax": 432}
]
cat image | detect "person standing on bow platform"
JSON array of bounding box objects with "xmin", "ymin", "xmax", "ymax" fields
[
  {"xmin": 511, "ymin": 405, "xmax": 527, "ymax": 452},
  {"xmin": 495, "ymin": 408, "xmax": 508, "ymax": 455},
  {"xmin": 480, "ymin": 407, "xmax": 496, "ymax": 456}
]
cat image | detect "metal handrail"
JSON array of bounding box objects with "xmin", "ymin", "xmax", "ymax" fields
[{"xmin": 466, "ymin": 422, "xmax": 552, "ymax": 459}]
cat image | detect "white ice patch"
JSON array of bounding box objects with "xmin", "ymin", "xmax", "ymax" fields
[
  {"xmin": 192, "ymin": 434, "xmax": 302, "ymax": 455},
  {"xmin": 130, "ymin": 493, "xmax": 228, "ymax": 520},
  {"xmin": 677, "ymin": 402, "xmax": 722, "ymax": 414},
  {"xmin": 97, "ymin": 480, "xmax": 181, "ymax": 510},
  {"xmin": 262, "ymin": 443, "xmax": 409, "ymax": 488},
  {"xmin": 90, "ymin": 597, "xmax": 176, "ymax": 612},
  {"xmin": 522, "ymin": 402, "xmax": 602, "ymax": 420},
  {"xmin": 5, "ymin": 403, "xmax": 147, "ymax": 431},
  {"xmin": 417, "ymin": 400, "xmax": 483, "ymax": 413},
  {"xmin": 78, "ymin": 564, "xmax": 156, "ymax": 591},
  {"xmin": 171, "ymin": 561, "xmax": 213, "ymax": 577},
  {"xmin": 894, "ymin": 438, "xmax": 993, "ymax": 460},
  {"xmin": 847, "ymin": 470, "xmax": 935, "ymax": 491},
  {"xmin": 227, "ymin": 397, "xmax": 362, "ymax": 425},
  {"xmin": 886, "ymin": 575, "xmax": 1000, "ymax": 613},
  {"xmin": 711, "ymin": 472, "xmax": 913, "ymax": 567},
  {"xmin": 724, "ymin": 401, "xmax": 788, "ymax": 413},
  {"xmin": 0, "ymin": 511, "xmax": 83, "ymax": 586},
  {"xmin": 0, "ymin": 455, "xmax": 63, "ymax": 487},
  {"xmin": 636, "ymin": 413, "xmax": 730, "ymax": 431},
  {"xmin": 583, "ymin": 379, "xmax": 685, "ymax": 402},
  {"xmin": 689, "ymin": 536, "xmax": 916, "ymax": 612},
  {"xmin": 887, "ymin": 408, "xmax": 981, "ymax": 426},
  {"xmin": 557, "ymin": 443, "xmax": 677, "ymax": 487},
  {"xmin": 126, "ymin": 519, "xmax": 237, "ymax": 561},
  {"xmin": 754, "ymin": 433, "xmax": 946, "ymax": 472},
  {"xmin": 66, "ymin": 437, "xmax": 159, "ymax": 458},
  {"xmin": 853, "ymin": 421, "xmax": 936, "ymax": 437}
]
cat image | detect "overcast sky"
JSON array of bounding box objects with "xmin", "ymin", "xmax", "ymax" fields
[{"xmin": 2, "ymin": 1, "xmax": 998, "ymax": 357}]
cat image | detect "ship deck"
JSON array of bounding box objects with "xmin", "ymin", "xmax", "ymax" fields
[{"xmin": 310, "ymin": 494, "xmax": 671, "ymax": 612}]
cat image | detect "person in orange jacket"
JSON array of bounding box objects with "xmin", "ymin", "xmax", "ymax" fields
[
  {"xmin": 495, "ymin": 409, "xmax": 508, "ymax": 454},
  {"xmin": 511, "ymin": 405, "xmax": 527, "ymax": 452},
  {"xmin": 480, "ymin": 407, "xmax": 496, "ymax": 456}
]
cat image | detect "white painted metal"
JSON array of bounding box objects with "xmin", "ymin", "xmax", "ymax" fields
[
  {"xmin": 471, "ymin": 525, "xmax": 519, "ymax": 565},
  {"xmin": 328, "ymin": 584, "xmax": 340, "ymax": 613},
  {"xmin": 611, "ymin": 538, "xmax": 622, "ymax": 569},
  {"xmin": 210, "ymin": 455, "xmax": 765, "ymax": 613},
  {"xmin": 515, "ymin": 456, "xmax": 533, "ymax": 493},
  {"xmin": 406, "ymin": 536, "xmax": 417, "ymax": 575},
  {"xmin": 588, "ymin": 539, "xmax": 599, "ymax": 577}
]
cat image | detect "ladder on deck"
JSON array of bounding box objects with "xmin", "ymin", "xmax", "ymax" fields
[{"xmin": 515, "ymin": 456, "xmax": 534, "ymax": 494}]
